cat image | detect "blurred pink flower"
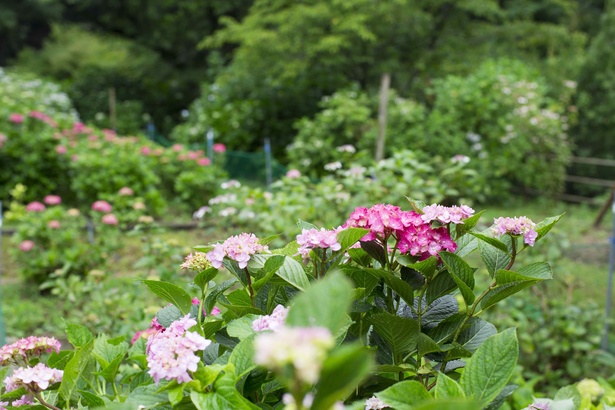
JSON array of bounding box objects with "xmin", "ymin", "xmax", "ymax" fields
[
  {"xmin": 213, "ymin": 143, "xmax": 226, "ymax": 153},
  {"xmin": 9, "ymin": 113, "xmax": 24, "ymax": 124},
  {"xmin": 25, "ymin": 202, "xmax": 46, "ymax": 212},
  {"xmin": 197, "ymin": 158, "xmax": 211, "ymax": 166},
  {"xmin": 70, "ymin": 155, "xmax": 78, "ymax": 162},
  {"xmin": 88, "ymin": 135, "xmax": 98, "ymax": 142},
  {"xmin": 47, "ymin": 220, "xmax": 61, "ymax": 229},
  {"xmin": 118, "ymin": 187, "xmax": 134, "ymax": 196},
  {"xmin": 43, "ymin": 195, "xmax": 61, "ymax": 205},
  {"xmin": 286, "ymin": 169, "xmax": 301, "ymax": 178},
  {"xmin": 91, "ymin": 200, "xmax": 112, "ymax": 213},
  {"xmin": 188, "ymin": 151, "xmax": 200, "ymax": 160},
  {"xmin": 19, "ymin": 241, "xmax": 35, "ymax": 252},
  {"xmin": 0, "ymin": 134, "xmax": 6, "ymax": 148},
  {"xmin": 141, "ymin": 146, "xmax": 151, "ymax": 155},
  {"xmin": 101, "ymin": 214, "xmax": 119, "ymax": 225},
  {"xmin": 172, "ymin": 144, "xmax": 184, "ymax": 152}
]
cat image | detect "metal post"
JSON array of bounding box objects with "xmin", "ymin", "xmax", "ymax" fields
[
  {"xmin": 264, "ymin": 138, "xmax": 273, "ymax": 189},
  {"xmin": 0, "ymin": 201, "xmax": 6, "ymax": 344},
  {"xmin": 602, "ymin": 195, "xmax": 615, "ymax": 350},
  {"xmin": 206, "ymin": 129, "xmax": 214, "ymax": 161}
]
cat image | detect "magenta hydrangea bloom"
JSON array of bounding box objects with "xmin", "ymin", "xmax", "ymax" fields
[
  {"xmin": 4, "ymin": 363, "xmax": 63, "ymax": 392},
  {"xmin": 421, "ymin": 204, "xmax": 475, "ymax": 224},
  {"xmin": 344, "ymin": 204, "xmax": 457, "ymax": 260},
  {"xmin": 213, "ymin": 143, "xmax": 226, "ymax": 153},
  {"xmin": 25, "ymin": 202, "xmax": 46, "ymax": 212},
  {"xmin": 296, "ymin": 227, "xmax": 343, "ymax": 260},
  {"xmin": 43, "ymin": 195, "xmax": 61, "ymax": 205},
  {"xmin": 0, "ymin": 336, "xmax": 61, "ymax": 366},
  {"xmin": 206, "ymin": 233, "xmax": 269, "ymax": 269},
  {"xmin": 252, "ymin": 305, "xmax": 289, "ymax": 332},
  {"xmin": 91, "ymin": 200, "xmax": 112, "ymax": 213},
  {"xmin": 146, "ymin": 315, "xmax": 211, "ymax": 384},
  {"xmin": 9, "ymin": 113, "xmax": 24, "ymax": 124},
  {"xmin": 493, "ymin": 216, "xmax": 538, "ymax": 246}
]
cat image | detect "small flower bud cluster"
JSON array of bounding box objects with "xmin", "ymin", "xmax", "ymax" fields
[
  {"xmin": 296, "ymin": 227, "xmax": 343, "ymax": 260},
  {"xmin": 345, "ymin": 204, "xmax": 457, "ymax": 260},
  {"xmin": 365, "ymin": 396, "xmax": 389, "ymax": 409},
  {"xmin": 4, "ymin": 363, "xmax": 63, "ymax": 392},
  {"xmin": 254, "ymin": 326, "xmax": 334, "ymax": 384},
  {"xmin": 252, "ymin": 305, "xmax": 289, "ymax": 332},
  {"xmin": 421, "ymin": 204, "xmax": 475, "ymax": 224},
  {"xmin": 146, "ymin": 315, "xmax": 211, "ymax": 384},
  {"xmin": 180, "ymin": 252, "xmax": 211, "ymax": 272},
  {"xmin": 206, "ymin": 233, "xmax": 268, "ymax": 269},
  {"xmin": 0, "ymin": 336, "xmax": 61, "ymax": 366},
  {"xmin": 492, "ymin": 216, "xmax": 538, "ymax": 246}
]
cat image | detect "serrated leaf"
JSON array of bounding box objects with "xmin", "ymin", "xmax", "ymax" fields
[
  {"xmin": 456, "ymin": 210, "xmax": 485, "ymax": 238},
  {"xmin": 460, "ymin": 328, "xmax": 518, "ymax": 406},
  {"xmin": 470, "ymin": 232, "xmax": 509, "ymax": 252},
  {"xmin": 156, "ymin": 304, "xmax": 183, "ymax": 328},
  {"xmin": 481, "ymin": 282, "xmax": 539, "ymax": 310},
  {"xmin": 60, "ymin": 339, "xmax": 94, "ymax": 403},
  {"xmin": 455, "ymin": 234, "xmax": 478, "ymax": 258},
  {"xmin": 297, "ymin": 219, "xmax": 318, "ymax": 231},
  {"xmin": 411, "ymin": 399, "xmax": 483, "ymax": 410},
  {"xmin": 439, "ymin": 252, "xmax": 476, "ymax": 305},
  {"xmin": 259, "ymin": 234, "xmax": 281, "ymax": 246},
  {"xmin": 345, "ymin": 266, "xmax": 414, "ymax": 306},
  {"xmin": 143, "ymin": 280, "xmax": 193, "ymax": 315},
  {"xmin": 275, "ymin": 256, "xmax": 310, "ymax": 291},
  {"xmin": 78, "ymin": 389, "xmax": 106, "ymax": 407},
  {"xmin": 48, "ymin": 351, "xmax": 73, "ymax": 370},
  {"xmin": 311, "ymin": 344, "xmax": 373, "ymax": 410},
  {"xmin": 417, "ymin": 333, "xmax": 442, "ymax": 357},
  {"xmin": 458, "ymin": 318, "xmax": 497, "ymax": 353},
  {"xmin": 478, "ymin": 234, "xmax": 512, "ymax": 277},
  {"xmin": 98, "ymin": 353, "xmax": 125, "ymax": 383},
  {"xmin": 361, "ymin": 240, "xmax": 387, "ymax": 266},
  {"xmin": 376, "ymin": 380, "xmax": 431, "ymax": 410},
  {"xmin": 494, "ymin": 262, "xmax": 552, "ymax": 285},
  {"xmin": 484, "ymin": 384, "xmax": 518, "ymax": 410},
  {"xmin": 125, "ymin": 385, "xmax": 169, "ymax": 409},
  {"xmin": 347, "ymin": 248, "xmax": 373, "ymax": 267},
  {"xmin": 195, "ymin": 268, "xmax": 218, "ymax": 291},
  {"xmin": 206, "ymin": 279, "xmax": 237, "ymax": 314},
  {"xmin": 226, "ymin": 315, "xmax": 259, "ymax": 340},
  {"xmin": 435, "ymin": 372, "xmax": 465, "ymax": 399},
  {"xmin": 407, "ymin": 198, "xmax": 427, "ymax": 213},
  {"xmin": 370, "ymin": 313, "xmax": 419, "ymax": 359},
  {"xmin": 228, "ymin": 335, "xmax": 256, "ymax": 378},
  {"xmin": 398, "ymin": 256, "xmax": 438, "ymax": 278},
  {"xmin": 342, "ymin": 266, "xmax": 380, "ymax": 296},
  {"xmin": 337, "ymin": 228, "xmax": 369, "ymax": 250},
  {"xmin": 426, "ymin": 271, "xmax": 457, "ymax": 305},
  {"xmin": 535, "ymin": 213, "xmax": 564, "ymax": 242},
  {"xmin": 419, "ymin": 295, "xmax": 459, "ymax": 329},
  {"xmin": 93, "ymin": 334, "xmax": 129, "ymax": 368},
  {"xmin": 194, "ymin": 244, "xmax": 214, "ymax": 253},
  {"xmin": 286, "ymin": 272, "xmax": 353, "ymax": 339},
  {"xmin": 65, "ymin": 323, "xmax": 94, "ymax": 348}
]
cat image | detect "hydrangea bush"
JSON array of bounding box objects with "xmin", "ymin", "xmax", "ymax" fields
[{"xmin": 0, "ymin": 198, "xmax": 573, "ymax": 410}]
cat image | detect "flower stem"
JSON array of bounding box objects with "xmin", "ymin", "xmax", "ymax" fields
[
  {"xmin": 244, "ymin": 268, "xmax": 255, "ymax": 306},
  {"xmin": 505, "ymin": 235, "xmax": 517, "ymax": 271},
  {"xmin": 33, "ymin": 392, "xmax": 61, "ymax": 410}
]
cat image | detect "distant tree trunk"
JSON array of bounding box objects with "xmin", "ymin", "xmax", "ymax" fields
[{"xmin": 375, "ymin": 73, "xmax": 390, "ymax": 162}]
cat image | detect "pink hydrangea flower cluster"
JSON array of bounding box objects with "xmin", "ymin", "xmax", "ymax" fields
[
  {"xmin": 492, "ymin": 216, "xmax": 538, "ymax": 246},
  {"xmin": 421, "ymin": 204, "xmax": 475, "ymax": 224},
  {"xmin": 4, "ymin": 363, "xmax": 63, "ymax": 392},
  {"xmin": 296, "ymin": 227, "xmax": 343, "ymax": 260},
  {"xmin": 101, "ymin": 213, "xmax": 119, "ymax": 225},
  {"xmin": 25, "ymin": 202, "xmax": 46, "ymax": 212},
  {"xmin": 345, "ymin": 204, "xmax": 457, "ymax": 260},
  {"xmin": 286, "ymin": 169, "xmax": 301, "ymax": 178},
  {"xmin": 254, "ymin": 326, "xmax": 333, "ymax": 384},
  {"xmin": 146, "ymin": 315, "xmax": 211, "ymax": 384},
  {"xmin": 118, "ymin": 187, "xmax": 134, "ymax": 196},
  {"xmin": 252, "ymin": 305, "xmax": 289, "ymax": 332},
  {"xmin": 29, "ymin": 111, "xmax": 57, "ymax": 127},
  {"xmin": 47, "ymin": 220, "xmax": 61, "ymax": 229},
  {"xmin": 213, "ymin": 143, "xmax": 226, "ymax": 153},
  {"xmin": 206, "ymin": 233, "xmax": 269, "ymax": 269},
  {"xmin": 180, "ymin": 252, "xmax": 211, "ymax": 272},
  {"xmin": 19, "ymin": 240, "xmax": 35, "ymax": 252},
  {"xmin": 0, "ymin": 336, "xmax": 61, "ymax": 366},
  {"xmin": 43, "ymin": 195, "xmax": 61, "ymax": 205},
  {"xmin": 91, "ymin": 200, "xmax": 112, "ymax": 213},
  {"xmin": 12, "ymin": 396, "xmax": 34, "ymax": 406},
  {"xmin": 9, "ymin": 113, "xmax": 24, "ymax": 124}
]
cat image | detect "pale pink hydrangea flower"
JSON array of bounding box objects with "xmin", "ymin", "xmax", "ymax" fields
[
  {"xmin": 146, "ymin": 315, "xmax": 211, "ymax": 384},
  {"xmin": 206, "ymin": 233, "xmax": 269, "ymax": 269},
  {"xmin": 101, "ymin": 214, "xmax": 119, "ymax": 225},
  {"xmin": 4, "ymin": 363, "xmax": 63, "ymax": 392},
  {"xmin": 254, "ymin": 326, "xmax": 334, "ymax": 384},
  {"xmin": 12, "ymin": 396, "xmax": 34, "ymax": 406},
  {"xmin": 252, "ymin": 305, "xmax": 289, "ymax": 332},
  {"xmin": 91, "ymin": 200, "xmax": 112, "ymax": 213},
  {"xmin": 336, "ymin": 144, "xmax": 356, "ymax": 153},
  {"xmin": 493, "ymin": 216, "xmax": 538, "ymax": 246},
  {"xmin": 451, "ymin": 154, "xmax": 470, "ymax": 164},
  {"xmin": 421, "ymin": 204, "xmax": 475, "ymax": 224},
  {"xmin": 47, "ymin": 220, "xmax": 61, "ymax": 229},
  {"xmin": 55, "ymin": 145, "xmax": 67, "ymax": 154},
  {"xmin": 286, "ymin": 169, "xmax": 301, "ymax": 178},
  {"xmin": 324, "ymin": 161, "xmax": 342, "ymax": 171},
  {"xmin": 25, "ymin": 202, "xmax": 46, "ymax": 212},
  {"xmin": 193, "ymin": 206, "xmax": 211, "ymax": 220},
  {"xmin": 172, "ymin": 144, "xmax": 184, "ymax": 152},
  {"xmin": 197, "ymin": 158, "xmax": 211, "ymax": 166},
  {"xmin": 296, "ymin": 227, "xmax": 343, "ymax": 260},
  {"xmin": 43, "ymin": 195, "xmax": 61, "ymax": 205},
  {"xmin": 180, "ymin": 252, "xmax": 211, "ymax": 272},
  {"xmin": 19, "ymin": 241, "xmax": 35, "ymax": 252},
  {"xmin": 365, "ymin": 396, "xmax": 389, "ymax": 409},
  {"xmin": 118, "ymin": 187, "xmax": 134, "ymax": 196},
  {"xmin": 213, "ymin": 143, "xmax": 226, "ymax": 153},
  {"xmin": 9, "ymin": 113, "xmax": 24, "ymax": 124},
  {"xmin": 0, "ymin": 401, "xmax": 7, "ymax": 410},
  {"xmin": 221, "ymin": 180, "xmax": 241, "ymax": 189},
  {"xmin": 141, "ymin": 146, "xmax": 151, "ymax": 156},
  {"xmin": 0, "ymin": 336, "xmax": 61, "ymax": 366}
]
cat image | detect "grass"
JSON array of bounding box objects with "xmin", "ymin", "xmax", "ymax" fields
[{"xmin": 1, "ymin": 196, "xmax": 614, "ymax": 340}]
